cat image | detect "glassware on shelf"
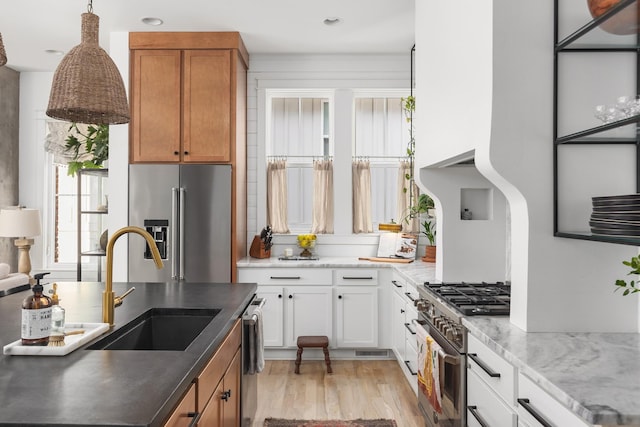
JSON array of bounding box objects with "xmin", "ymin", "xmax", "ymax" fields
[{"xmin": 594, "ymin": 95, "xmax": 640, "ymax": 123}]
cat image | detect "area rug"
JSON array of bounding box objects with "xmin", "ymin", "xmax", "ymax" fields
[{"xmin": 263, "ymin": 419, "xmax": 397, "ymax": 427}]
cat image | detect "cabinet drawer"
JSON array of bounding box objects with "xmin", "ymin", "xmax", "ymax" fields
[
  {"xmin": 238, "ymin": 268, "xmax": 332, "ymax": 285},
  {"xmin": 467, "ymin": 333, "xmax": 516, "ymax": 406},
  {"xmin": 517, "ymin": 372, "xmax": 590, "ymax": 427},
  {"xmin": 197, "ymin": 319, "xmax": 241, "ymax": 410},
  {"xmin": 334, "ymin": 269, "xmax": 378, "ymax": 285},
  {"xmin": 467, "ymin": 369, "xmax": 517, "ymax": 427}
]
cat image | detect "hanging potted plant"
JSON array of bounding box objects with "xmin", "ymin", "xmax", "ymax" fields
[{"xmin": 64, "ymin": 123, "xmax": 109, "ymax": 176}]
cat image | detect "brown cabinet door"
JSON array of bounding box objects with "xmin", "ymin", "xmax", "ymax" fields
[
  {"xmin": 163, "ymin": 383, "xmax": 196, "ymax": 427},
  {"xmin": 182, "ymin": 50, "xmax": 231, "ymax": 163},
  {"xmin": 198, "ymin": 378, "xmax": 224, "ymax": 427},
  {"xmin": 130, "ymin": 49, "xmax": 182, "ymax": 163},
  {"xmin": 223, "ymin": 350, "xmax": 241, "ymax": 427}
]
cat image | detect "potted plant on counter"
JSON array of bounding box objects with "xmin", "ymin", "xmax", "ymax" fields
[{"xmin": 421, "ymin": 218, "xmax": 436, "ymax": 263}]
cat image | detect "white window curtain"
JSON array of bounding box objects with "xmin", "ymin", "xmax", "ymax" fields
[
  {"xmin": 396, "ymin": 160, "xmax": 419, "ymax": 232},
  {"xmin": 311, "ymin": 158, "xmax": 334, "ymax": 234},
  {"xmin": 267, "ymin": 159, "xmax": 290, "ymax": 234},
  {"xmin": 352, "ymin": 159, "xmax": 373, "ymax": 233}
]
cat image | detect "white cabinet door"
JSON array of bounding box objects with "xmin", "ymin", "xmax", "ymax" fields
[
  {"xmin": 256, "ymin": 286, "xmax": 284, "ymax": 347},
  {"xmin": 285, "ymin": 286, "xmax": 333, "ymax": 347},
  {"xmin": 391, "ymin": 288, "xmax": 407, "ymax": 362},
  {"xmin": 335, "ymin": 286, "xmax": 378, "ymax": 348}
]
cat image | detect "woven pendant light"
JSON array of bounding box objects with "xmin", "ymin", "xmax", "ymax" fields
[
  {"xmin": 0, "ymin": 33, "xmax": 7, "ymax": 67},
  {"xmin": 46, "ymin": 6, "xmax": 129, "ymax": 125}
]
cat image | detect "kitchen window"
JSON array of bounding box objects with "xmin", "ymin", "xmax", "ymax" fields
[
  {"xmin": 353, "ymin": 95, "xmax": 409, "ymax": 228},
  {"xmin": 267, "ymin": 93, "xmax": 334, "ymax": 232},
  {"xmin": 263, "ymin": 89, "xmax": 409, "ymax": 235}
]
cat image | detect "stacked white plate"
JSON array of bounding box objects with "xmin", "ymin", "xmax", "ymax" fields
[{"xmin": 590, "ymin": 194, "xmax": 640, "ymax": 238}]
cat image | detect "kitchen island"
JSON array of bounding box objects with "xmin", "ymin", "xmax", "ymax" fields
[{"xmin": 0, "ymin": 281, "xmax": 256, "ymax": 426}]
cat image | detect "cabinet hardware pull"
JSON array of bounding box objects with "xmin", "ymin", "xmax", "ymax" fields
[
  {"xmin": 221, "ymin": 389, "xmax": 232, "ymax": 401},
  {"xmin": 517, "ymin": 398, "xmax": 554, "ymax": 427},
  {"xmin": 278, "ymin": 294, "xmax": 282, "ymax": 298},
  {"xmin": 174, "ymin": 151, "xmax": 179, "ymax": 155},
  {"xmin": 338, "ymin": 295, "xmax": 342, "ymax": 299},
  {"xmin": 400, "ymin": 309, "xmax": 405, "ymax": 313},
  {"xmin": 404, "ymin": 322, "xmax": 416, "ymax": 335},
  {"xmin": 467, "ymin": 406, "xmax": 489, "ymax": 427},
  {"xmin": 468, "ymin": 353, "xmax": 501, "ymax": 378},
  {"xmin": 342, "ymin": 276, "xmax": 373, "ymax": 280},
  {"xmin": 184, "ymin": 151, "xmax": 189, "ymax": 155},
  {"xmin": 288, "ymin": 295, "xmax": 293, "ymax": 299},
  {"xmin": 270, "ymin": 276, "xmax": 301, "ymax": 280},
  {"xmin": 404, "ymin": 292, "xmax": 416, "ymax": 302},
  {"xmin": 391, "ymin": 280, "xmax": 402, "ymax": 288},
  {"xmin": 186, "ymin": 412, "xmax": 201, "ymax": 427},
  {"xmin": 404, "ymin": 360, "xmax": 418, "ymax": 375}
]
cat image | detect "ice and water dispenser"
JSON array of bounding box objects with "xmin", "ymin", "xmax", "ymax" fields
[{"xmin": 143, "ymin": 219, "xmax": 168, "ymax": 260}]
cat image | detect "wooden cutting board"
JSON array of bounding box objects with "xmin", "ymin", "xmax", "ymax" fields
[{"xmin": 358, "ymin": 257, "xmax": 414, "ymax": 264}]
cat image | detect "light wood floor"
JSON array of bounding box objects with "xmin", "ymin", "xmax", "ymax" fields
[{"xmin": 253, "ymin": 360, "xmax": 424, "ymax": 427}]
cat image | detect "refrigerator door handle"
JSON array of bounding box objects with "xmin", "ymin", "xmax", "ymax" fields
[
  {"xmin": 179, "ymin": 187, "xmax": 186, "ymax": 281},
  {"xmin": 171, "ymin": 188, "xmax": 179, "ymax": 280}
]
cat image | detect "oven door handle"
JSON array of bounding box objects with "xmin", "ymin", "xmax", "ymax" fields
[
  {"xmin": 468, "ymin": 353, "xmax": 501, "ymax": 378},
  {"xmin": 439, "ymin": 349, "xmax": 460, "ymax": 366}
]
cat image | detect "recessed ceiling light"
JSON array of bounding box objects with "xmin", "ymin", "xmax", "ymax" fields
[
  {"xmin": 45, "ymin": 49, "xmax": 64, "ymax": 56},
  {"xmin": 141, "ymin": 17, "xmax": 164, "ymax": 26},
  {"xmin": 323, "ymin": 17, "xmax": 342, "ymax": 26}
]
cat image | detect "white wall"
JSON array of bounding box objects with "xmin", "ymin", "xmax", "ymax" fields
[
  {"xmin": 247, "ymin": 54, "xmax": 418, "ymax": 256},
  {"xmin": 415, "ymin": 0, "xmax": 639, "ymax": 332}
]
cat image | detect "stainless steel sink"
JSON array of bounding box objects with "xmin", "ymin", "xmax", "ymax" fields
[{"xmin": 87, "ymin": 308, "xmax": 220, "ymax": 351}]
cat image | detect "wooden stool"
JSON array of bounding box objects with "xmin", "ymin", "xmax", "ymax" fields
[{"xmin": 295, "ymin": 335, "xmax": 332, "ymax": 374}]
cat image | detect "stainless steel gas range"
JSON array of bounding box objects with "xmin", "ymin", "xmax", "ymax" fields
[{"xmin": 414, "ymin": 281, "xmax": 511, "ymax": 427}]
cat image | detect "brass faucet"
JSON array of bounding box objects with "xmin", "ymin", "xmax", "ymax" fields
[{"xmin": 103, "ymin": 226, "xmax": 163, "ymax": 326}]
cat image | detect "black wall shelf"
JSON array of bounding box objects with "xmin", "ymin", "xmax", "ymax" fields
[{"xmin": 553, "ymin": 0, "xmax": 640, "ymax": 247}]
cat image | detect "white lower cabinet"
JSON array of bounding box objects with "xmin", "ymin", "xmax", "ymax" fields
[
  {"xmin": 467, "ymin": 332, "xmax": 593, "ymax": 427},
  {"xmin": 285, "ymin": 286, "xmax": 332, "ymax": 347},
  {"xmin": 255, "ymin": 286, "xmax": 284, "ymax": 347},
  {"xmin": 467, "ymin": 368, "xmax": 517, "ymax": 427},
  {"xmin": 389, "ymin": 273, "xmax": 418, "ymax": 394},
  {"xmin": 239, "ymin": 266, "xmax": 381, "ymax": 350},
  {"xmin": 335, "ymin": 286, "xmax": 378, "ymax": 347},
  {"xmin": 517, "ymin": 372, "xmax": 591, "ymax": 427}
]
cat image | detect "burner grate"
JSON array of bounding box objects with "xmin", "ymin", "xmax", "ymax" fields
[{"xmin": 423, "ymin": 281, "xmax": 511, "ymax": 316}]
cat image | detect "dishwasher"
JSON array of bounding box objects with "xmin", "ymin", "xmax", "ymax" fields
[{"xmin": 241, "ymin": 296, "xmax": 265, "ymax": 427}]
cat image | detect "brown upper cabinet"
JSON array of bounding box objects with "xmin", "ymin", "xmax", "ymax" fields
[{"xmin": 129, "ymin": 32, "xmax": 249, "ymax": 164}]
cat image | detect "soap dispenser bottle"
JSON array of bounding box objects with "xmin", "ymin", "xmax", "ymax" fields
[
  {"xmin": 21, "ymin": 272, "xmax": 52, "ymax": 346},
  {"xmin": 49, "ymin": 283, "xmax": 65, "ymax": 336}
]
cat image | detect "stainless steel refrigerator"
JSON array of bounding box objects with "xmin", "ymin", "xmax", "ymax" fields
[{"xmin": 128, "ymin": 164, "xmax": 232, "ymax": 282}]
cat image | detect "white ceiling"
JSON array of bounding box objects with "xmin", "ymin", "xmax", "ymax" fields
[{"xmin": 0, "ymin": 0, "xmax": 415, "ymax": 72}]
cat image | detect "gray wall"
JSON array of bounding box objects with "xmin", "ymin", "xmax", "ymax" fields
[{"xmin": 0, "ymin": 66, "xmax": 19, "ymax": 270}]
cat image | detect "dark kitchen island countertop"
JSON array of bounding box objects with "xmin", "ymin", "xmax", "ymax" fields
[{"xmin": 0, "ymin": 281, "xmax": 256, "ymax": 426}]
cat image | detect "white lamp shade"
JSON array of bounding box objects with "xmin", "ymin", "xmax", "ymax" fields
[{"xmin": 0, "ymin": 208, "xmax": 42, "ymax": 238}]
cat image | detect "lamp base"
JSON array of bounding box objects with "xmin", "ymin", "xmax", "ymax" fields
[{"xmin": 14, "ymin": 238, "xmax": 34, "ymax": 284}]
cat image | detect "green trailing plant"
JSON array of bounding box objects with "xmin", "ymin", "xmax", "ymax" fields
[
  {"xmin": 64, "ymin": 123, "xmax": 109, "ymax": 176},
  {"xmin": 421, "ymin": 218, "xmax": 436, "ymax": 246},
  {"xmin": 615, "ymin": 255, "xmax": 640, "ymax": 296}
]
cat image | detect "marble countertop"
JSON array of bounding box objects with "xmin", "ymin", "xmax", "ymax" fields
[
  {"xmin": 0, "ymin": 281, "xmax": 256, "ymax": 426},
  {"xmin": 464, "ymin": 316, "xmax": 640, "ymax": 425}
]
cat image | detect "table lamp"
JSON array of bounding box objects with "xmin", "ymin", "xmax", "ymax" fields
[{"xmin": 0, "ymin": 207, "xmax": 42, "ymax": 282}]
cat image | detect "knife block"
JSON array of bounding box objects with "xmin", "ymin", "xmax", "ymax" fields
[{"xmin": 249, "ymin": 235, "xmax": 271, "ymax": 259}]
